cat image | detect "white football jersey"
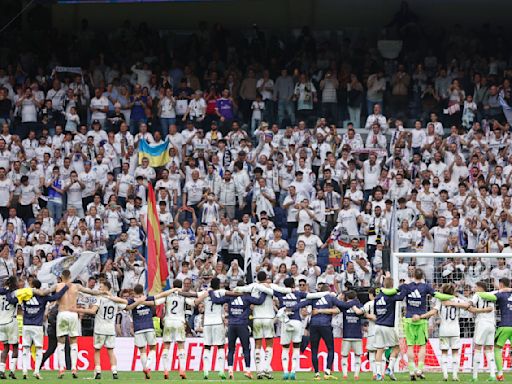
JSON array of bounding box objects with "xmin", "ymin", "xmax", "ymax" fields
[
  {"xmin": 363, "ymin": 300, "xmax": 376, "ymax": 337},
  {"xmin": 245, "ymin": 284, "xmax": 273, "ymax": 319},
  {"xmin": 94, "ymin": 297, "xmax": 125, "ymax": 336},
  {"xmin": 470, "ymin": 294, "xmax": 496, "ymax": 325},
  {"xmin": 434, "ymin": 298, "xmax": 461, "ymax": 337},
  {"xmin": 162, "ymin": 293, "xmax": 195, "ymax": 323},
  {"xmin": 0, "ymin": 294, "xmax": 16, "ymax": 325},
  {"xmin": 203, "ymin": 291, "xmax": 224, "ymax": 326}
]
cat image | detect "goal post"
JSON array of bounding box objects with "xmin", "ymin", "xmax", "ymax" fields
[{"xmin": 390, "ymin": 252, "xmax": 512, "ymax": 372}]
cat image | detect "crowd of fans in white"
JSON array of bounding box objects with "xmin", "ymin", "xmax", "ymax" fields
[{"xmin": 0, "ymin": 19, "xmax": 512, "ymax": 336}]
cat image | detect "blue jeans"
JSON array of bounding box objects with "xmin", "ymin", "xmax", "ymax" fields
[
  {"xmin": 47, "ymin": 201, "xmax": 63, "ymax": 223},
  {"xmin": 107, "ymin": 234, "xmax": 119, "ymax": 261},
  {"xmin": 100, "ymin": 252, "xmax": 109, "ymax": 265},
  {"xmin": 347, "ymin": 106, "xmax": 361, "ymax": 128},
  {"xmin": 159, "ymin": 117, "xmax": 176, "ymax": 135},
  {"xmin": 277, "ymin": 100, "xmax": 295, "ymax": 127},
  {"xmin": 264, "ymin": 99, "xmax": 275, "ymax": 124},
  {"xmin": 250, "ymin": 118, "xmax": 260, "ymax": 136}
]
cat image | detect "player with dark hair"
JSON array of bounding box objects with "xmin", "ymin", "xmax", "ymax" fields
[
  {"xmin": 202, "ymin": 277, "xmax": 227, "ymax": 379},
  {"xmin": 125, "ymin": 284, "xmax": 157, "ymax": 379},
  {"xmin": 467, "ymin": 280, "xmax": 496, "ymax": 381},
  {"xmin": 419, "ymin": 284, "xmax": 468, "ymax": 381},
  {"xmin": 20, "ymin": 278, "xmax": 69, "ymax": 379},
  {"xmin": 476, "ymin": 277, "xmax": 512, "ymax": 381},
  {"xmin": 0, "ymin": 277, "xmax": 20, "ymax": 379},
  {"xmin": 210, "ymin": 280, "xmax": 267, "ymax": 379},
  {"xmin": 374, "ymin": 277, "xmax": 407, "ymax": 381},
  {"xmin": 293, "ymin": 283, "xmax": 344, "ymax": 381},
  {"xmin": 313, "ymin": 290, "xmax": 364, "ymax": 380},
  {"xmin": 72, "ymin": 280, "xmax": 128, "ymax": 379},
  {"xmin": 400, "ymin": 268, "xmax": 436, "ymax": 380},
  {"xmin": 274, "ymin": 277, "xmax": 331, "ymax": 380}
]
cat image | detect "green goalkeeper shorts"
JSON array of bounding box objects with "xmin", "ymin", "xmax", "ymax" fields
[
  {"xmin": 403, "ymin": 318, "xmax": 428, "ymax": 346},
  {"xmin": 495, "ymin": 326, "xmax": 512, "ymax": 348}
]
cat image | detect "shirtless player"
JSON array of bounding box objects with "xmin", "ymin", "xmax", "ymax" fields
[{"xmin": 55, "ymin": 269, "xmax": 101, "ymax": 379}]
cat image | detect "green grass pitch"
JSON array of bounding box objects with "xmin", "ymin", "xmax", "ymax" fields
[{"xmin": 15, "ymin": 371, "xmax": 510, "ymax": 382}]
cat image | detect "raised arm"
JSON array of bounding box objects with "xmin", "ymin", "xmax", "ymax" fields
[
  {"xmin": 125, "ymin": 296, "xmax": 149, "ymax": 311},
  {"xmin": 352, "ymin": 306, "xmax": 364, "ymax": 315},
  {"xmin": 269, "ymin": 284, "xmax": 292, "ymax": 294},
  {"xmin": 193, "ymin": 291, "xmax": 209, "ymax": 305},
  {"xmin": 73, "ymin": 305, "xmax": 99, "ymax": 316},
  {"xmin": 209, "ymin": 291, "xmax": 232, "ymax": 305},
  {"xmin": 418, "ymin": 308, "xmax": 438, "ymax": 320},
  {"xmin": 106, "ymin": 294, "xmax": 128, "ymax": 305},
  {"xmin": 178, "ymin": 291, "xmax": 199, "ymax": 298},
  {"xmin": 293, "ymin": 299, "xmax": 313, "ymax": 310},
  {"xmin": 443, "ymin": 300, "xmax": 470, "ymax": 309},
  {"xmin": 433, "ymin": 292, "xmax": 455, "ymax": 301},
  {"xmin": 233, "ymin": 283, "xmax": 256, "ymax": 294},
  {"xmin": 477, "ymin": 291, "xmax": 497, "ymax": 302},
  {"xmin": 77, "ymin": 286, "xmax": 105, "ymax": 296},
  {"xmin": 45, "ymin": 285, "xmax": 69, "ymax": 302},
  {"xmin": 154, "ymin": 287, "xmax": 180, "ymax": 300},
  {"xmin": 255, "ymin": 284, "xmax": 274, "ymax": 296},
  {"xmin": 32, "ymin": 285, "xmax": 58, "ymax": 296},
  {"xmin": 312, "ymin": 307, "xmax": 340, "ymax": 316},
  {"xmin": 467, "ymin": 305, "xmax": 493, "ymax": 314},
  {"xmin": 246, "ymin": 292, "xmax": 267, "ymax": 306}
]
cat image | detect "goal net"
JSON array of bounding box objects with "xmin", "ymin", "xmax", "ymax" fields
[{"xmin": 390, "ymin": 252, "xmax": 512, "ymax": 373}]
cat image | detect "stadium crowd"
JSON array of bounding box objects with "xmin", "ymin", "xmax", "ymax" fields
[{"xmin": 0, "ymin": 17, "xmax": 512, "ymax": 343}]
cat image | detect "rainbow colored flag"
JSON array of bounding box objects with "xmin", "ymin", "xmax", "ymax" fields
[
  {"xmin": 146, "ymin": 183, "xmax": 169, "ymax": 295},
  {"xmin": 138, "ymin": 139, "xmax": 170, "ymax": 167}
]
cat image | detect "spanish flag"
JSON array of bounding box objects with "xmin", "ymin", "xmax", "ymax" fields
[
  {"xmin": 138, "ymin": 139, "xmax": 170, "ymax": 168},
  {"xmin": 146, "ymin": 183, "xmax": 169, "ymax": 295}
]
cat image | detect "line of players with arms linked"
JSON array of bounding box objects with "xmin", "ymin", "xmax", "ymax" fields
[{"xmin": 0, "ymin": 268, "xmax": 511, "ymax": 381}]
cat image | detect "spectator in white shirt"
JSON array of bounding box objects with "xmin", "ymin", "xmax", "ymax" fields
[
  {"xmin": 365, "ymin": 123, "xmax": 387, "ymax": 150},
  {"xmin": 134, "ymin": 157, "xmax": 156, "ymax": 183},
  {"xmin": 131, "ymin": 62, "xmax": 152, "ymax": 88},
  {"xmin": 490, "ymin": 258, "xmax": 512, "ymax": 289},
  {"xmin": 364, "ymin": 103, "xmax": 388, "ymax": 131},
  {"xmin": 410, "ymin": 120, "xmax": 427, "ymax": 154},
  {"xmin": 89, "ymin": 88, "xmax": 109, "ymax": 128}
]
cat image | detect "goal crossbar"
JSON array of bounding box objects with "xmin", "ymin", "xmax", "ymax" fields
[
  {"xmin": 392, "ymin": 252, "xmax": 512, "ymax": 258},
  {"xmin": 391, "ymin": 252, "xmax": 512, "ymax": 287}
]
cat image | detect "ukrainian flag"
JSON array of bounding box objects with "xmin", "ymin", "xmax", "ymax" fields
[{"xmin": 138, "ymin": 139, "xmax": 170, "ymax": 167}]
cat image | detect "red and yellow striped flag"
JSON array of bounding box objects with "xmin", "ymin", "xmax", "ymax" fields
[{"xmin": 146, "ymin": 183, "xmax": 169, "ymax": 295}]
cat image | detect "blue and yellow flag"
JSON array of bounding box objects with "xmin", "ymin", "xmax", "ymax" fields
[{"xmin": 138, "ymin": 139, "xmax": 170, "ymax": 167}]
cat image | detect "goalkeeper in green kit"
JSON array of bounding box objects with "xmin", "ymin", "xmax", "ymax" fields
[
  {"xmin": 476, "ymin": 277, "xmax": 512, "ymax": 381},
  {"xmin": 382, "ymin": 269, "xmax": 453, "ymax": 380}
]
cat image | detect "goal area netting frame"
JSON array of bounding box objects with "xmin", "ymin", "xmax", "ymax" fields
[{"xmin": 390, "ymin": 252, "xmax": 512, "ymax": 373}]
